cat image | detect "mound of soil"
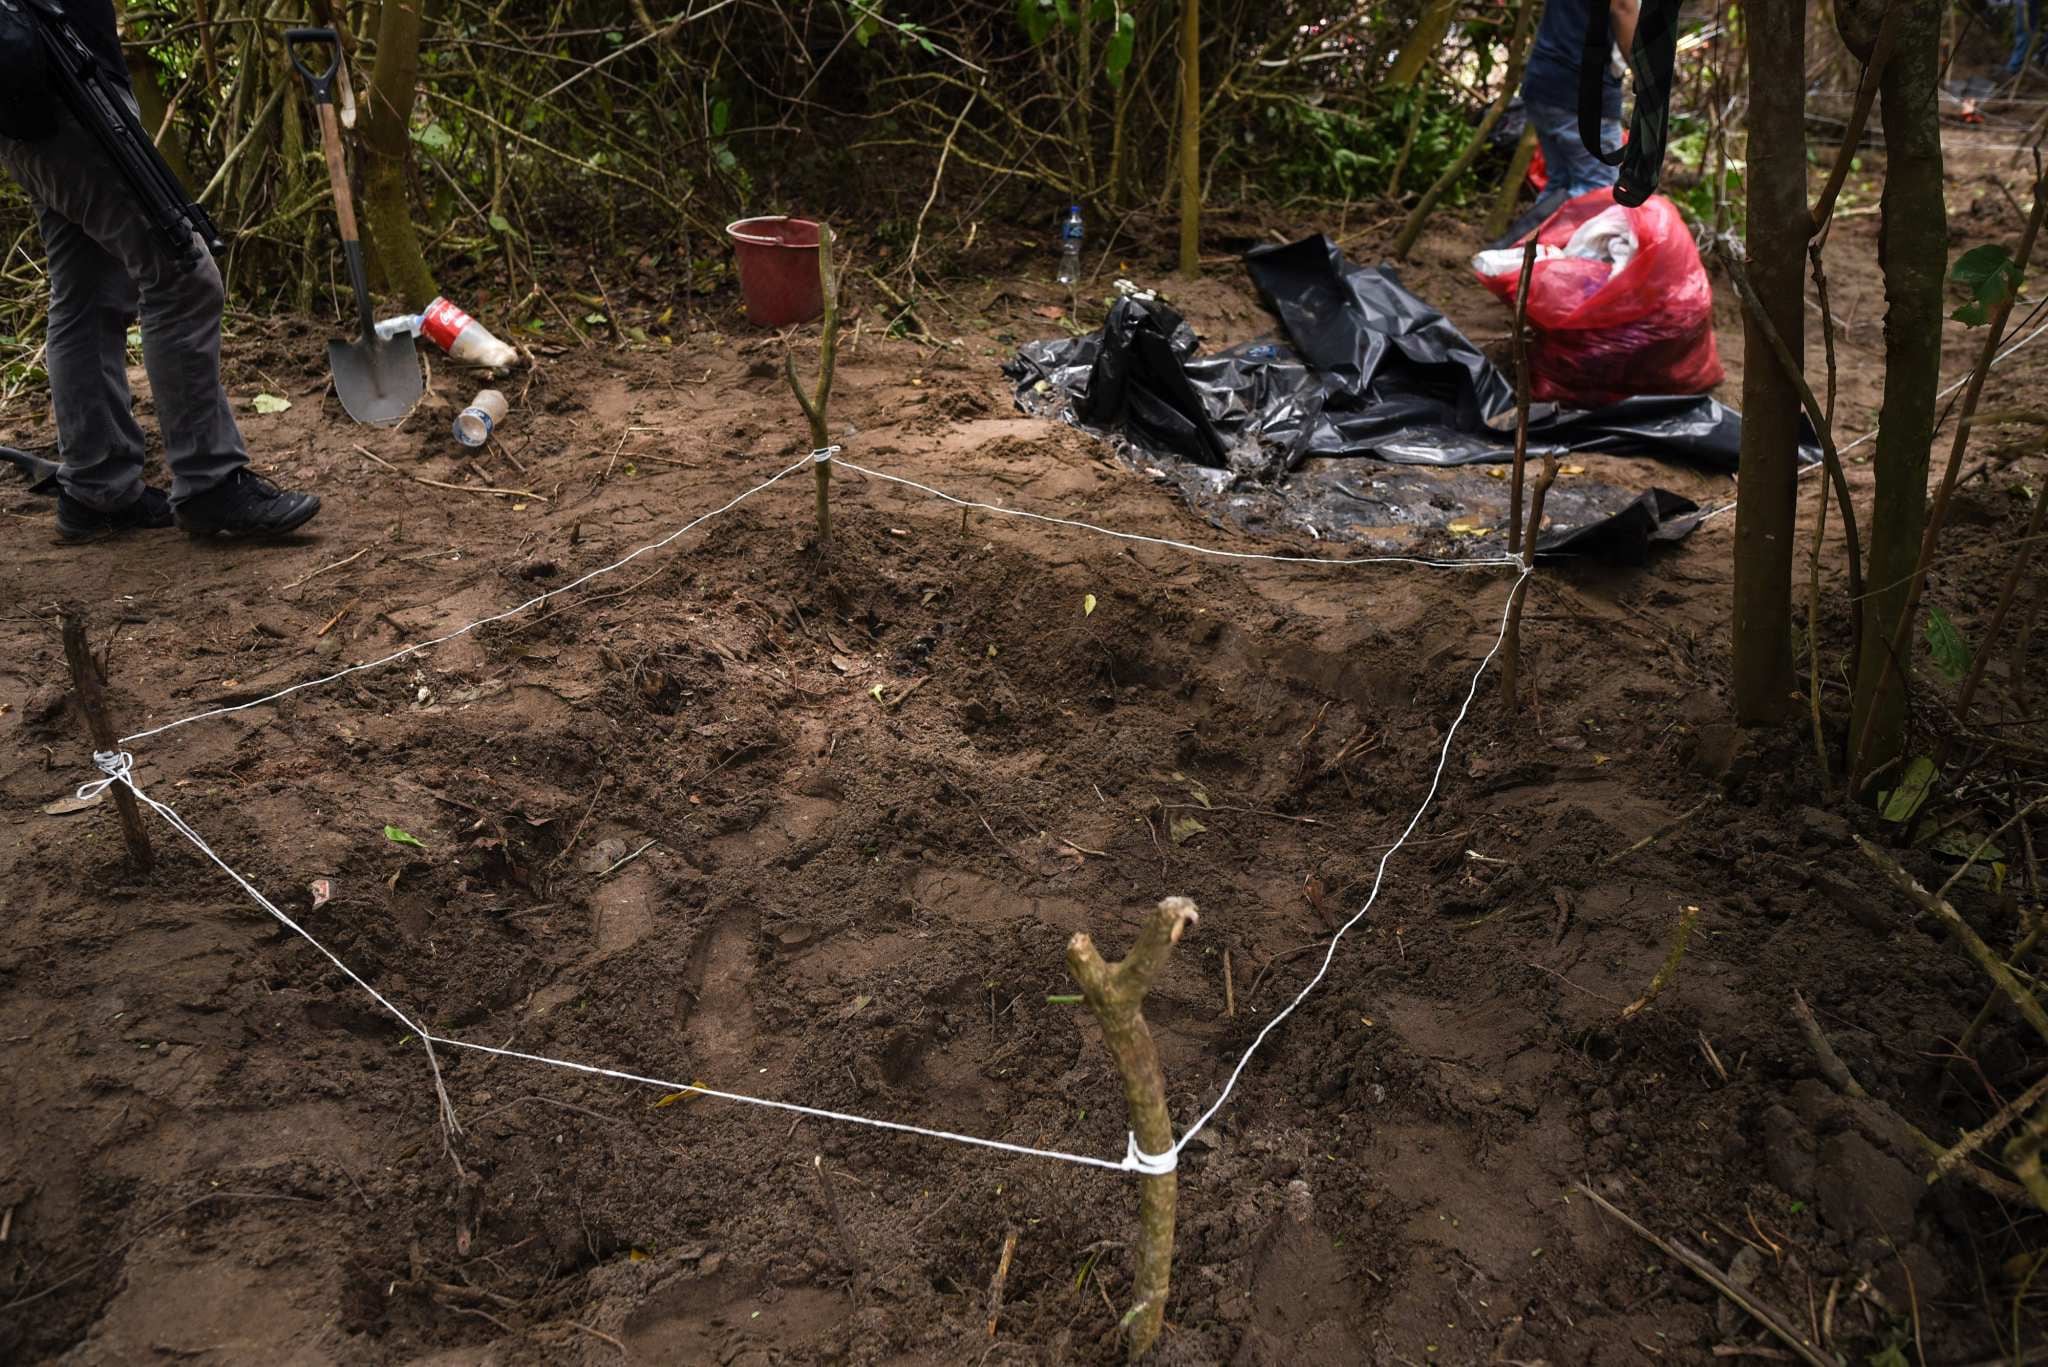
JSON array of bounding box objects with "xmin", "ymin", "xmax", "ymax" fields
[{"xmin": 2, "ymin": 183, "xmax": 2044, "ymax": 1364}]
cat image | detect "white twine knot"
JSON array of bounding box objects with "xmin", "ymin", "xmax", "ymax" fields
[
  {"xmin": 1121, "ymin": 1132, "xmax": 1178, "ymax": 1175},
  {"xmin": 78, "ymin": 750, "xmax": 136, "ymax": 802},
  {"xmin": 811, "ymin": 445, "xmax": 842, "ymax": 464}
]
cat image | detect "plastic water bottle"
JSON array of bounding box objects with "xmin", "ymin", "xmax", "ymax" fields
[
  {"xmin": 420, "ymin": 297, "xmax": 520, "ymax": 369},
  {"xmin": 453, "ymin": 389, "xmax": 509, "ymax": 447},
  {"xmin": 1057, "ymin": 205, "xmax": 1084, "ymax": 286}
]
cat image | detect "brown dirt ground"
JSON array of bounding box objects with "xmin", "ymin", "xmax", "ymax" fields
[{"xmin": 2, "ymin": 119, "xmax": 2047, "ymax": 1366}]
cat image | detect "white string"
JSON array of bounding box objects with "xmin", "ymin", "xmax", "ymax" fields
[
  {"xmin": 1696, "ymin": 309, "xmax": 2048, "ymax": 525},
  {"xmin": 91, "ymin": 750, "xmax": 1167, "ymax": 1174},
  {"xmin": 833, "ymin": 458, "xmax": 1525, "ymax": 571},
  {"xmin": 83, "ymin": 751, "xmax": 464, "ymax": 1137},
  {"xmin": 81, "ymin": 452, "xmax": 1536, "ymax": 1180},
  {"xmin": 76, "ymin": 549, "xmax": 1529, "ymax": 1181},
  {"xmin": 118, "ymin": 454, "xmax": 816, "ymax": 745},
  {"xmin": 1166, "ymin": 566, "xmax": 1531, "ymax": 1159}
]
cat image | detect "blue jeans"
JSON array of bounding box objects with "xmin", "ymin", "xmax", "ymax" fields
[
  {"xmin": 1526, "ymin": 100, "xmax": 1622, "ymax": 199},
  {"xmin": 2011, "ymin": 0, "xmax": 2042, "ymax": 75}
]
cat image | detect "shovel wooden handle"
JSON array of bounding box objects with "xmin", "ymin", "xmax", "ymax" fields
[{"xmin": 313, "ymin": 102, "xmax": 358, "ymax": 247}]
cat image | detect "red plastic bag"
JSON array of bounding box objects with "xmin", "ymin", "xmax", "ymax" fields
[{"xmin": 1475, "ymin": 189, "xmax": 1723, "ymax": 407}]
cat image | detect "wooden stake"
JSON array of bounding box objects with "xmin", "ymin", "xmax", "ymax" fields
[
  {"xmin": 811, "ymin": 1154, "xmax": 865, "ymax": 1308},
  {"xmin": 1500, "ymin": 235, "xmax": 1540, "ymax": 712},
  {"xmin": 786, "ymin": 224, "xmax": 840, "ymax": 547},
  {"xmin": 1067, "ymin": 896, "xmax": 1197, "ymax": 1361},
  {"xmin": 60, "ymin": 609, "xmax": 153, "ymax": 872},
  {"xmin": 984, "ymin": 1226, "xmax": 1018, "ymax": 1338}
]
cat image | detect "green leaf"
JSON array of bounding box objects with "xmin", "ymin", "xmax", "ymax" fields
[
  {"xmin": 1924, "ymin": 605, "xmax": 1971, "ymax": 683},
  {"xmin": 1878, "ymin": 756, "xmax": 1937, "ymax": 824},
  {"xmin": 384, "ymin": 824, "xmax": 427, "ymax": 850},
  {"xmin": 1104, "ymin": 10, "xmax": 1136, "ymax": 87},
  {"xmin": 1082, "ymin": 593, "xmax": 1097, "ymax": 616},
  {"xmin": 487, "ymin": 212, "xmax": 514, "ymax": 235},
  {"xmin": 1950, "ymin": 244, "xmax": 2020, "ymax": 327},
  {"xmin": 1016, "ymin": 0, "xmax": 1055, "ymax": 45},
  {"xmin": 711, "ymin": 97, "xmax": 731, "ymax": 137},
  {"xmin": 412, "ymin": 121, "xmax": 454, "ymax": 154},
  {"xmin": 250, "ymin": 392, "xmax": 291, "ymax": 414},
  {"xmin": 584, "ymin": 311, "xmax": 608, "ymax": 325}
]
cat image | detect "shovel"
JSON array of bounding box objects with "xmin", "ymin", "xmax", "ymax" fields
[{"xmin": 285, "ymin": 28, "xmax": 421, "ymax": 427}]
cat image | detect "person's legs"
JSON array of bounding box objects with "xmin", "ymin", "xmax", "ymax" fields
[
  {"xmin": 0, "ymin": 100, "xmax": 248, "ymax": 505},
  {"xmin": 33, "ymin": 203, "xmax": 150, "ymax": 510},
  {"xmin": 2009, "ymin": 0, "xmax": 2032, "ymax": 75},
  {"xmin": 1526, "ymin": 101, "xmax": 1622, "ymax": 199}
]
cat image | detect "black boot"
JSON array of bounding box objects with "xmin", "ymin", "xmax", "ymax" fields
[
  {"xmin": 176, "ymin": 469, "xmax": 322, "ymax": 538},
  {"xmin": 57, "ymin": 485, "xmax": 175, "ymax": 540}
]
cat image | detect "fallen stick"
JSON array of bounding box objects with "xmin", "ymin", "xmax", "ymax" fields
[
  {"xmin": 1856, "ymin": 836, "xmax": 2048, "ymax": 1045},
  {"xmin": 281, "ymin": 544, "xmax": 370, "ymax": 592},
  {"xmin": 1600, "ymin": 795, "xmax": 1718, "ymax": 867},
  {"xmin": 61, "ymin": 610, "xmax": 152, "ymax": 872},
  {"xmin": 813, "ymin": 1154, "xmax": 866, "ymax": 1308},
  {"xmin": 1792, "ymin": 990, "xmax": 2030, "ymax": 1204},
  {"xmin": 1933, "ymin": 1070, "xmax": 2048, "ymax": 1179},
  {"xmin": 1620, "ymin": 904, "xmax": 1701, "ymax": 1020},
  {"xmin": 984, "ymin": 1226, "xmax": 1018, "ymax": 1338},
  {"xmin": 1574, "ymin": 1183, "xmax": 1833, "ymax": 1367}
]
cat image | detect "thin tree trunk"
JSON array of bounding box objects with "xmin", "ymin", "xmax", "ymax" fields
[
  {"xmin": 1392, "ymin": 0, "xmax": 1535, "ymax": 262},
  {"xmin": 1730, "ymin": 0, "xmax": 1807, "ymax": 724},
  {"xmin": 1387, "ymin": 0, "xmax": 1459, "ymax": 88},
  {"xmin": 1178, "ymin": 0, "xmax": 1200, "ymax": 279},
  {"xmin": 114, "ymin": 0, "xmax": 192, "ymax": 189},
  {"xmin": 1847, "ymin": 0, "xmax": 1946, "ymax": 777},
  {"xmin": 1483, "ymin": 127, "xmax": 1539, "ymax": 241},
  {"xmin": 358, "ymin": 0, "xmax": 437, "ymax": 308}
]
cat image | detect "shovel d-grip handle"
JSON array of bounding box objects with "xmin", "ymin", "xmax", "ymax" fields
[
  {"xmin": 283, "ymin": 28, "xmax": 342, "ymax": 102},
  {"xmin": 286, "ymin": 25, "xmax": 375, "ymax": 341}
]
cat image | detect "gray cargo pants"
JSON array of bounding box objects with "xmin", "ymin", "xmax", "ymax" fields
[{"xmin": 0, "ymin": 100, "xmax": 247, "ymax": 509}]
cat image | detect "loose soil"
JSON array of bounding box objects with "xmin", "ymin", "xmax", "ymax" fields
[{"xmin": 2, "ymin": 118, "xmax": 2046, "ymax": 1365}]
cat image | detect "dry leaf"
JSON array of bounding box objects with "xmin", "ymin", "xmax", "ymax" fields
[
  {"xmin": 310, "ymin": 878, "xmax": 332, "ymax": 909},
  {"xmin": 40, "ymin": 792, "xmax": 103, "ymax": 816},
  {"xmin": 1169, "ymin": 815, "xmax": 1207, "ymax": 845},
  {"xmin": 1082, "ymin": 593, "xmax": 1097, "ymax": 616},
  {"xmin": 1034, "ymin": 305, "xmax": 1066, "ymax": 320}
]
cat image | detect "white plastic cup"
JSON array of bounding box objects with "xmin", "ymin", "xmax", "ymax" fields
[{"xmin": 453, "ymin": 388, "xmax": 508, "ymax": 447}]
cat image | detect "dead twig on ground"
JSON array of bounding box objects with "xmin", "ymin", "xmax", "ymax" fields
[
  {"xmin": 1620, "ymin": 905, "xmax": 1702, "ymax": 1021},
  {"xmin": 984, "ymin": 1226, "xmax": 1018, "ymax": 1338},
  {"xmin": 1600, "ymin": 795, "xmax": 1718, "ymax": 867},
  {"xmin": 1575, "ymin": 1183, "xmax": 1833, "ymax": 1367}
]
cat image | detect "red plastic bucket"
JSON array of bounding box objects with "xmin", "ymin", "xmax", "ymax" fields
[{"xmin": 726, "ymin": 217, "xmax": 824, "ymax": 327}]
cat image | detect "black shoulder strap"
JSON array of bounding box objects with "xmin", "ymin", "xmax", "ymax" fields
[
  {"xmin": 1579, "ymin": 0, "xmax": 1687, "ymax": 207},
  {"xmin": 1578, "ymin": 2, "xmax": 1626, "ymax": 170}
]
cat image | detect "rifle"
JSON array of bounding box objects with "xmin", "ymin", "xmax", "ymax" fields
[{"xmin": 3, "ymin": 0, "xmax": 224, "ymax": 263}]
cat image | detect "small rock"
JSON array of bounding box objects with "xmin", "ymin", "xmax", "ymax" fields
[
  {"xmin": 22, "ymin": 684, "xmax": 65, "ymax": 725},
  {"xmin": 1761, "ymin": 1104, "xmax": 1816, "ymax": 1198},
  {"xmin": 1588, "ymin": 1108, "xmax": 1620, "ymax": 1137},
  {"xmin": 1816, "ymin": 1131, "xmax": 1920, "ymax": 1242},
  {"xmin": 1798, "ymin": 805, "xmax": 1852, "ymax": 846},
  {"xmin": 1716, "ymin": 1245, "xmax": 1766, "ymax": 1337},
  {"xmin": 1692, "ymin": 721, "xmax": 1759, "ymax": 788}
]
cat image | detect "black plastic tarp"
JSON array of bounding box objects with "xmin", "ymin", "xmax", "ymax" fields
[{"xmin": 1007, "ymin": 234, "xmax": 1806, "ymax": 564}]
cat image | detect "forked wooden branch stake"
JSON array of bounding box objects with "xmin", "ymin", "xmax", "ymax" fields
[
  {"xmin": 785, "ymin": 223, "xmax": 840, "ymax": 545},
  {"xmin": 1067, "ymin": 895, "xmax": 1197, "ymax": 1361},
  {"xmin": 60, "ymin": 610, "xmax": 152, "ymax": 872}
]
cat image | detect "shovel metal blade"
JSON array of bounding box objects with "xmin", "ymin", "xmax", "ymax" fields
[{"xmin": 330, "ymin": 333, "xmax": 424, "ymax": 427}]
